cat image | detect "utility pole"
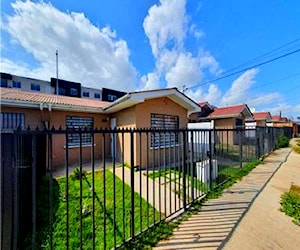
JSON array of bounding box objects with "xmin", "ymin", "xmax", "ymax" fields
[{"xmin": 56, "ymin": 50, "xmax": 59, "ymax": 95}]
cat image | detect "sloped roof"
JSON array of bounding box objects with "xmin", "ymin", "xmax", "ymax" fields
[
  {"xmin": 1, "ymin": 87, "xmax": 201, "ymax": 115},
  {"xmin": 209, "ymin": 104, "xmax": 253, "ymax": 119},
  {"xmin": 103, "ymin": 88, "xmax": 201, "ymax": 114},
  {"xmin": 271, "ymin": 115, "xmax": 288, "ymax": 122},
  {"xmin": 253, "ymin": 111, "xmax": 272, "ymax": 121},
  {"xmin": 0, "ymin": 87, "xmax": 109, "ymax": 112}
]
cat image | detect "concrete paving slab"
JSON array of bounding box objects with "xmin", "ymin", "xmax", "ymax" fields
[{"xmin": 154, "ymin": 145, "xmax": 296, "ymax": 250}]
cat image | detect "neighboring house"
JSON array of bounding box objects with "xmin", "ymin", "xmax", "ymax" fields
[
  {"xmin": 208, "ymin": 104, "xmax": 253, "ymax": 145},
  {"xmin": 246, "ymin": 111, "xmax": 272, "ymax": 128},
  {"xmin": 189, "ymin": 101, "xmax": 215, "ymax": 122},
  {"xmin": 0, "ymin": 87, "xmax": 200, "ymax": 169}
]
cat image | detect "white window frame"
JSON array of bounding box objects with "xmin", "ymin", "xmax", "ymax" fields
[{"xmin": 151, "ymin": 113, "xmax": 179, "ymax": 148}]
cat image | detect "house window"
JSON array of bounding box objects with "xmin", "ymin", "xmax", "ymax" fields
[
  {"xmin": 66, "ymin": 116, "xmax": 94, "ymax": 146},
  {"xmin": 83, "ymin": 91, "xmax": 89, "ymax": 97},
  {"xmin": 236, "ymin": 118, "xmax": 243, "ymax": 128},
  {"xmin": 59, "ymin": 87, "xmax": 66, "ymax": 95},
  {"xmin": 31, "ymin": 83, "xmax": 40, "ymax": 91},
  {"xmin": 0, "ymin": 113, "xmax": 25, "ymax": 130},
  {"xmin": 107, "ymin": 94, "xmax": 117, "ymax": 101},
  {"xmin": 13, "ymin": 81, "xmax": 21, "ymax": 88},
  {"xmin": 70, "ymin": 88, "xmax": 78, "ymax": 96},
  {"xmin": 94, "ymin": 93, "xmax": 101, "ymax": 99},
  {"xmin": 151, "ymin": 113, "xmax": 179, "ymax": 148},
  {"xmin": 1, "ymin": 79, "xmax": 8, "ymax": 87}
]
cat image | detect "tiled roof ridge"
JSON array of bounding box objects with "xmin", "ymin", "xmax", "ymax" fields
[{"xmin": 0, "ymin": 87, "xmax": 110, "ymax": 109}]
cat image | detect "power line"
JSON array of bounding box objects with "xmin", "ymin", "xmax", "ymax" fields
[
  {"xmin": 185, "ymin": 47, "xmax": 300, "ymax": 91},
  {"xmin": 220, "ymin": 38, "xmax": 300, "ymax": 74}
]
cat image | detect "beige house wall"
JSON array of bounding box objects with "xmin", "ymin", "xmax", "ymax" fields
[
  {"xmin": 50, "ymin": 110, "xmax": 109, "ymax": 168},
  {"xmin": 111, "ymin": 97, "xmax": 188, "ymax": 168},
  {"xmin": 135, "ymin": 97, "xmax": 187, "ymax": 168},
  {"xmin": 214, "ymin": 118, "xmax": 238, "ymax": 146}
]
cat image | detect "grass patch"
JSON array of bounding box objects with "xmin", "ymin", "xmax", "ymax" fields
[
  {"xmin": 280, "ymin": 184, "xmax": 300, "ymax": 226},
  {"xmin": 24, "ymin": 170, "xmax": 160, "ymax": 249},
  {"xmin": 293, "ymin": 139, "xmax": 300, "ymax": 154}
]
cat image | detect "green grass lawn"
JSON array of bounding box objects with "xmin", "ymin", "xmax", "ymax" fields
[
  {"xmin": 280, "ymin": 184, "xmax": 300, "ymax": 226},
  {"xmin": 25, "ymin": 170, "xmax": 160, "ymax": 249}
]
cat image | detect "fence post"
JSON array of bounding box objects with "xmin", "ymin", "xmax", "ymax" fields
[
  {"xmin": 130, "ymin": 130, "xmax": 135, "ymax": 239},
  {"xmin": 239, "ymin": 129, "xmax": 243, "ymax": 168},
  {"xmin": 208, "ymin": 129, "xmax": 213, "ymax": 190},
  {"xmin": 190, "ymin": 130, "xmax": 194, "ymax": 202},
  {"xmin": 31, "ymin": 134, "xmax": 37, "ymax": 250},
  {"xmin": 182, "ymin": 130, "xmax": 187, "ymax": 211}
]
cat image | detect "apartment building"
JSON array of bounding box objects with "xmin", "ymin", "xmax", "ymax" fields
[{"xmin": 0, "ymin": 72, "xmax": 126, "ymax": 102}]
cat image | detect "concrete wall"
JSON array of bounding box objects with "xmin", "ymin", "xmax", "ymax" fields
[
  {"xmin": 136, "ymin": 97, "xmax": 187, "ymax": 168},
  {"xmin": 49, "ymin": 110, "xmax": 109, "ymax": 168}
]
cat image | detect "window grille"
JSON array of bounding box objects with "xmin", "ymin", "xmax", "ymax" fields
[
  {"xmin": 0, "ymin": 112, "xmax": 25, "ymax": 130},
  {"xmin": 151, "ymin": 113, "xmax": 179, "ymax": 148}
]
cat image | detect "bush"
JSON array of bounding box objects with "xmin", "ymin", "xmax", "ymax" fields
[
  {"xmin": 70, "ymin": 167, "xmax": 87, "ymax": 180},
  {"xmin": 293, "ymin": 141, "xmax": 300, "ymax": 154},
  {"xmin": 280, "ymin": 184, "xmax": 300, "ymax": 225},
  {"xmin": 276, "ymin": 135, "xmax": 290, "ymax": 149}
]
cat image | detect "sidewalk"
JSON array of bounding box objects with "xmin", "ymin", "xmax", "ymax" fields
[{"xmin": 154, "ymin": 140, "xmax": 300, "ymax": 249}]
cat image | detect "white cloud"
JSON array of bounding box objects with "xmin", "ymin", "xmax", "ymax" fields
[
  {"xmin": 1, "ymin": 0, "xmax": 137, "ymax": 91},
  {"xmin": 222, "ymin": 68, "xmax": 259, "ymax": 105},
  {"xmin": 143, "ymin": 0, "xmax": 187, "ymax": 58},
  {"xmin": 165, "ymin": 52, "xmax": 202, "ymax": 87},
  {"xmin": 140, "ymin": 72, "xmax": 161, "ymax": 90},
  {"xmin": 142, "ymin": 0, "xmax": 221, "ymax": 92}
]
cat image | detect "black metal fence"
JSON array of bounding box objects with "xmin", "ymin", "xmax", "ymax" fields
[{"xmin": 0, "ymin": 126, "xmax": 292, "ymax": 249}]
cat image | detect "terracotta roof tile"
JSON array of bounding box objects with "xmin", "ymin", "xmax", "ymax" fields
[
  {"xmin": 209, "ymin": 104, "xmax": 247, "ymax": 118},
  {"xmin": 0, "ymin": 87, "xmax": 109, "ymax": 109},
  {"xmin": 253, "ymin": 112, "xmax": 271, "ymax": 120}
]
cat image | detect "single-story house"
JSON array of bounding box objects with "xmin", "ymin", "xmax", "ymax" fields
[
  {"xmin": 208, "ymin": 104, "xmax": 253, "ymax": 145},
  {"xmin": 189, "ymin": 101, "xmax": 215, "ymax": 122},
  {"xmin": 1, "ymin": 87, "xmax": 201, "ymax": 169},
  {"xmin": 246, "ymin": 111, "xmax": 272, "ymax": 128}
]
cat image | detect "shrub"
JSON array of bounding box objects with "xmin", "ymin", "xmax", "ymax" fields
[
  {"xmin": 275, "ymin": 135, "xmax": 290, "ymax": 149},
  {"xmin": 280, "ymin": 184, "xmax": 300, "ymax": 225},
  {"xmin": 70, "ymin": 167, "xmax": 87, "ymax": 180},
  {"xmin": 293, "ymin": 141, "xmax": 300, "ymax": 154}
]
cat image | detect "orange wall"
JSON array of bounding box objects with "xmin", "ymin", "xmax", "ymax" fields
[
  {"xmin": 1, "ymin": 106, "xmax": 43, "ymax": 128},
  {"xmin": 50, "ymin": 110, "xmax": 110, "ymax": 168},
  {"xmin": 135, "ymin": 97, "xmax": 187, "ymax": 168}
]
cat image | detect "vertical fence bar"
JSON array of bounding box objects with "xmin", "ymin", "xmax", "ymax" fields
[
  {"xmin": 48, "ymin": 132, "xmax": 54, "ymax": 250},
  {"xmin": 168, "ymin": 132, "xmax": 172, "ymax": 215},
  {"xmin": 13, "ymin": 132, "xmax": 19, "ymax": 250},
  {"xmin": 102, "ymin": 132, "xmax": 106, "ymax": 250},
  {"xmin": 130, "ymin": 130, "xmax": 135, "ymax": 239},
  {"xmin": 173, "ymin": 131, "xmax": 177, "ymax": 212},
  {"xmin": 190, "ymin": 130, "xmax": 195, "ymax": 202},
  {"xmin": 65, "ymin": 131, "xmax": 69, "ymax": 250},
  {"xmin": 121, "ymin": 132, "xmax": 125, "ymax": 242},
  {"xmin": 239, "ymin": 129, "xmax": 243, "ymax": 168},
  {"xmin": 158, "ymin": 131, "xmax": 162, "ymax": 221},
  {"xmin": 208, "ymin": 129, "xmax": 213, "ymax": 190},
  {"xmin": 91, "ymin": 131, "xmax": 95, "ymax": 250},
  {"xmin": 139, "ymin": 131, "xmax": 142, "ymax": 233},
  {"xmin": 152, "ymin": 131, "xmax": 156, "ymax": 225},
  {"xmin": 146, "ymin": 132, "xmax": 149, "ymax": 228},
  {"xmin": 31, "ymin": 134, "xmax": 37, "ymax": 250},
  {"xmin": 113, "ymin": 130, "xmax": 117, "ymax": 248},
  {"xmin": 79, "ymin": 130, "xmax": 83, "ymax": 250},
  {"xmin": 182, "ymin": 130, "xmax": 187, "ymax": 210}
]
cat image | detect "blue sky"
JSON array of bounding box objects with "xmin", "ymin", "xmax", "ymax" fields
[{"xmin": 1, "ymin": 0, "xmax": 300, "ymax": 119}]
